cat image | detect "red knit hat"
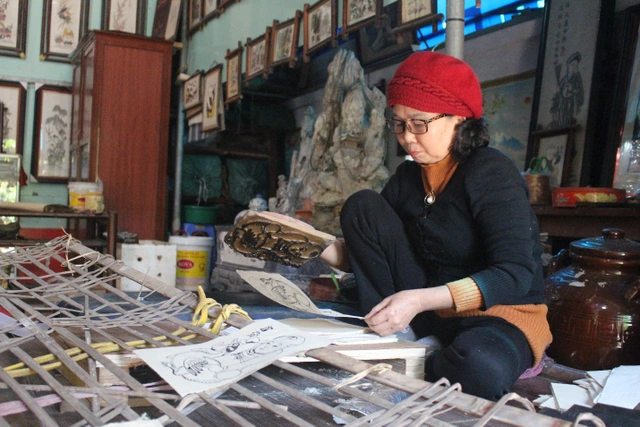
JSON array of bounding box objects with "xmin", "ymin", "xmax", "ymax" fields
[{"xmin": 387, "ymin": 51, "xmax": 483, "ymax": 119}]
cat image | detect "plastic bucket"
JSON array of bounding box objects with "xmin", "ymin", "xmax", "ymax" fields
[{"xmin": 168, "ymin": 235, "xmax": 215, "ymax": 292}]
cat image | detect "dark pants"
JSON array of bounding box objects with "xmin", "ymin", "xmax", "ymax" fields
[{"xmin": 340, "ymin": 190, "xmax": 533, "ymax": 400}]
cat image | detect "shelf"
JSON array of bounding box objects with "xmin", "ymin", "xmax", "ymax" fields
[
  {"xmin": 0, "ymin": 210, "xmax": 118, "ymax": 255},
  {"xmin": 183, "ymin": 144, "xmax": 271, "ymax": 159}
]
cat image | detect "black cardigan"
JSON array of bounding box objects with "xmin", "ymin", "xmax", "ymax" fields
[{"xmin": 381, "ymin": 147, "xmax": 545, "ymax": 309}]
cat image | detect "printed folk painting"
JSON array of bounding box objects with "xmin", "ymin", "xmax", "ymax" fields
[
  {"xmin": 482, "ymin": 75, "xmax": 535, "ymax": 172},
  {"xmin": 44, "ymin": 0, "xmax": 87, "ymax": 58},
  {"xmin": 33, "ymin": 87, "xmax": 72, "ymax": 182},
  {"xmin": 309, "ymin": 2, "xmax": 332, "ymax": 49},
  {"xmin": 0, "ymin": 0, "xmax": 28, "ymax": 58}
]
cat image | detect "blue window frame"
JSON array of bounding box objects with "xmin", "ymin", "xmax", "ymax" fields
[{"xmin": 416, "ymin": 0, "xmax": 545, "ymax": 50}]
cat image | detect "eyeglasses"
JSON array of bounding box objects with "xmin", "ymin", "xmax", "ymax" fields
[{"xmin": 385, "ymin": 113, "xmax": 449, "ymax": 134}]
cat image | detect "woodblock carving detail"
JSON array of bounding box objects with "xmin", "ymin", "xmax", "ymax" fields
[{"xmin": 224, "ymin": 212, "xmax": 335, "ymax": 267}]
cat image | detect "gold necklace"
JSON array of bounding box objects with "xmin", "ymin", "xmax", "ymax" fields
[{"xmin": 424, "ymin": 188, "xmax": 436, "ymax": 205}]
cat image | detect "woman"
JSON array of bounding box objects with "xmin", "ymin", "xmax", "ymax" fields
[{"xmin": 320, "ymin": 51, "xmax": 552, "ymax": 400}]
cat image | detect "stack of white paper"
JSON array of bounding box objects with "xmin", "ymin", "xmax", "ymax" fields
[{"xmin": 534, "ymin": 365, "xmax": 640, "ymax": 412}]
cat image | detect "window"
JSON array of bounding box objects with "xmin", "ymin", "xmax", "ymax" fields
[{"xmin": 415, "ymin": 0, "xmax": 545, "ymax": 50}]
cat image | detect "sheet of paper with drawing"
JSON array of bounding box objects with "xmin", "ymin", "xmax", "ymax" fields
[
  {"xmin": 134, "ymin": 318, "xmax": 331, "ymax": 397},
  {"xmin": 236, "ymin": 270, "xmax": 364, "ymax": 319}
]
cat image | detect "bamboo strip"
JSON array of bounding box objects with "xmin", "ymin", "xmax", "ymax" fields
[
  {"xmin": 251, "ymin": 371, "xmax": 358, "ymax": 423},
  {"xmin": 1, "ymin": 296, "xmax": 141, "ymax": 422},
  {"xmin": 230, "ymin": 383, "xmax": 315, "ymax": 427},
  {"xmin": 197, "ymin": 391, "xmax": 255, "ymax": 427},
  {"xmin": 50, "ymin": 325, "xmax": 200, "ymax": 427}
]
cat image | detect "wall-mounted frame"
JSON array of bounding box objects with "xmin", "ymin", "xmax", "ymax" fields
[
  {"xmin": 527, "ymin": 0, "xmax": 613, "ymax": 187},
  {"xmin": 342, "ymin": 0, "xmax": 381, "ymax": 40},
  {"xmin": 0, "ymin": 154, "xmax": 21, "ymax": 208},
  {"xmin": 102, "ymin": 0, "xmax": 147, "ymax": 34},
  {"xmin": 0, "ymin": 80, "xmax": 27, "ymax": 155},
  {"xmin": 392, "ymin": 0, "xmax": 440, "ymax": 37},
  {"xmin": 225, "ymin": 43, "xmax": 243, "ymax": 105},
  {"xmin": 183, "ymin": 72, "xmax": 203, "ymax": 110},
  {"xmin": 202, "ymin": 64, "xmax": 223, "ymax": 132},
  {"xmin": 0, "ymin": 0, "xmax": 29, "ymax": 59},
  {"xmin": 151, "ymin": 0, "xmax": 183, "ymax": 41},
  {"xmin": 188, "ymin": 0, "xmax": 203, "ymax": 35},
  {"xmin": 531, "ymin": 124, "xmax": 577, "ymax": 188},
  {"xmin": 357, "ymin": 1, "xmax": 412, "ymax": 67},
  {"xmin": 303, "ymin": 0, "xmax": 337, "ymax": 62},
  {"xmin": 40, "ymin": 0, "xmax": 89, "ymax": 63},
  {"xmin": 270, "ymin": 13, "xmax": 301, "ymax": 69},
  {"xmin": 202, "ymin": 0, "xmax": 219, "ymax": 24},
  {"xmin": 216, "ymin": 0, "xmax": 239, "ymax": 15},
  {"xmin": 245, "ymin": 30, "xmax": 271, "ymax": 83},
  {"xmin": 482, "ymin": 72, "xmax": 536, "ymax": 172},
  {"xmin": 32, "ymin": 86, "xmax": 73, "ymax": 183}
]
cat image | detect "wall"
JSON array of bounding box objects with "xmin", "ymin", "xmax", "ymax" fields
[{"xmin": 0, "ymin": 1, "xmax": 158, "ymax": 228}]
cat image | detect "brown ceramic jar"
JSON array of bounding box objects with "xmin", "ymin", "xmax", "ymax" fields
[{"xmin": 544, "ymin": 228, "xmax": 640, "ymax": 370}]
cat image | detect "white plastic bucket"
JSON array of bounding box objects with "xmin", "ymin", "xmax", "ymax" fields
[{"xmin": 168, "ymin": 235, "xmax": 214, "ymax": 292}]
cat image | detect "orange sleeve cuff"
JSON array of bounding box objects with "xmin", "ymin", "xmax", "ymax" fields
[{"xmin": 446, "ymin": 277, "xmax": 484, "ymax": 312}]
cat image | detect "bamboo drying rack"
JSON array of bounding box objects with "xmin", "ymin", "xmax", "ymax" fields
[{"xmin": 0, "ymin": 237, "xmax": 604, "ymax": 426}]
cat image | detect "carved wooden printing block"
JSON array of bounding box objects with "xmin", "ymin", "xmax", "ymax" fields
[{"xmin": 224, "ymin": 212, "xmax": 336, "ymax": 267}]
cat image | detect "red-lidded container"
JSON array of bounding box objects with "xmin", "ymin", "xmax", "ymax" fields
[{"xmin": 552, "ymin": 187, "xmax": 627, "ymax": 207}]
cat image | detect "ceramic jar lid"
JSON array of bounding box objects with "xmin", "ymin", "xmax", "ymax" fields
[{"xmin": 570, "ymin": 228, "xmax": 640, "ymax": 263}]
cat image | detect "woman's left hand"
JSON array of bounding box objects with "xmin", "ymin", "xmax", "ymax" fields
[{"xmin": 364, "ymin": 290, "xmax": 422, "ymax": 336}]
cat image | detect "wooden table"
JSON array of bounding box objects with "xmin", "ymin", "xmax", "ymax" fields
[{"xmin": 533, "ymin": 205, "xmax": 640, "ymax": 241}]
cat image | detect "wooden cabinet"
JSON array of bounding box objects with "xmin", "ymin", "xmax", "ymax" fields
[{"xmin": 70, "ymin": 31, "xmax": 173, "ymax": 240}]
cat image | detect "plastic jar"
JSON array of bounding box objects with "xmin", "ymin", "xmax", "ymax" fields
[
  {"xmin": 68, "ymin": 182, "xmax": 98, "ymax": 211},
  {"xmin": 85, "ymin": 181, "xmax": 104, "ymax": 213}
]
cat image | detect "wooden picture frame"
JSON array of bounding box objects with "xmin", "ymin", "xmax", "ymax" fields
[
  {"xmin": 531, "ymin": 124, "xmax": 577, "ymax": 187},
  {"xmin": 0, "ymin": 0, "xmax": 29, "ymax": 58},
  {"xmin": 392, "ymin": 0, "xmax": 440, "ymax": 38},
  {"xmin": 202, "ymin": 0, "xmax": 219, "ymax": 23},
  {"xmin": 40, "ymin": 0, "xmax": 89, "ymax": 63},
  {"xmin": 151, "ymin": 0, "xmax": 183, "ymax": 41},
  {"xmin": 216, "ymin": 0, "xmax": 239, "ymax": 15},
  {"xmin": 183, "ymin": 72, "xmax": 203, "ymax": 110},
  {"xmin": 32, "ymin": 86, "xmax": 73, "ymax": 183},
  {"xmin": 202, "ymin": 64, "xmax": 223, "ymax": 131},
  {"xmin": 245, "ymin": 30, "xmax": 271, "ymax": 83},
  {"xmin": 342, "ymin": 0, "xmax": 381, "ymax": 40},
  {"xmin": 0, "ymin": 80, "xmax": 27, "ymax": 155},
  {"xmin": 270, "ymin": 13, "xmax": 301, "ymax": 69},
  {"xmin": 188, "ymin": 0, "xmax": 203, "ymax": 35},
  {"xmin": 102, "ymin": 0, "xmax": 147, "ymax": 34},
  {"xmin": 225, "ymin": 43, "xmax": 243, "ymax": 105},
  {"xmin": 357, "ymin": 1, "xmax": 412, "ymax": 67},
  {"xmin": 527, "ymin": 0, "xmax": 612, "ymax": 187},
  {"xmin": 303, "ymin": 0, "xmax": 337, "ymax": 62}
]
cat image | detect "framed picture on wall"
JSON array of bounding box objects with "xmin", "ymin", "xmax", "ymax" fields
[
  {"xmin": 0, "ymin": 80, "xmax": 27, "ymax": 155},
  {"xmin": 530, "ymin": 124, "xmax": 577, "ymax": 187},
  {"xmin": 40, "ymin": 0, "xmax": 89, "ymax": 63},
  {"xmin": 482, "ymin": 72, "xmax": 536, "ymax": 172},
  {"xmin": 0, "ymin": 0, "xmax": 29, "ymax": 58},
  {"xmin": 357, "ymin": 1, "xmax": 412, "ymax": 66},
  {"xmin": 393, "ymin": 0, "xmax": 440, "ymax": 37},
  {"xmin": 528, "ymin": 0, "xmax": 612, "ymax": 186},
  {"xmin": 183, "ymin": 72, "xmax": 203, "ymax": 110},
  {"xmin": 245, "ymin": 30, "xmax": 271, "ymax": 83},
  {"xmin": 303, "ymin": 0, "xmax": 337, "ymax": 62},
  {"xmin": 102, "ymin": 0, "xmax": 147, "ymax": 35},
  {"xmin": 342, "ymin": 0, "xmax": 381, "ymax": 40},
  {"xmin": 202, "ymin": 64, "xmax": 223, "ymax": 131},
  {"xmin": 203, "ymin": 0, "xmax": 218, "ymax": 23},
  {"xmin": 270, "ymin": 13, "xmax": 301, "ymax": 69},
  {"xmin": 152, "ymin": 0, "xmax": 183, "ymax": 41},
  {"xmin": 32, "ymin": 86, "xmax": 73, "ymax": 183},
  {"xmin": 217, "ymin": 0, "xmax": 239, "ymax": 15},
  {"xmin": 188, "ymin": 0, "xmax": 203, "ymax": 35},
  {"xmin": 225, "ymin": 43, "xmax": 243, "ymax": 105}
]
